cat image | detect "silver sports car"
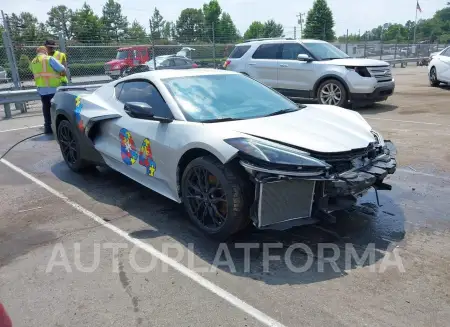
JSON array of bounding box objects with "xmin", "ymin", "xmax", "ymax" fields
[{"xmin": 51, "ymin": 69, "xmax": 397, "ymax": 240}]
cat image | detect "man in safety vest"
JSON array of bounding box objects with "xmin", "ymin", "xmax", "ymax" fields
[
  {"xmin": 44, "ymin": 39, "xmax": 69, "ymax": 85},
  {"xmin": 30, "ymin": 46, "xmax": 66, "ymax": 134}
]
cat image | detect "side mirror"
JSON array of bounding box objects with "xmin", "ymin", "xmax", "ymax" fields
[
  {"xmin": 124, "ymin": 102, "xmax": 172, "ymax": 123},
  {"xmin": 297, "ymin": 54, "xmax": 313, "ymax": 62}
]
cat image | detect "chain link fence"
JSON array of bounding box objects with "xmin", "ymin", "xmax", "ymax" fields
[{"xmin": 1, "ymin": 19, "xmax": 449, "ymax": 118}]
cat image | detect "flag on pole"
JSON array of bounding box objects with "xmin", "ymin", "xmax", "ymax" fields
[{"xmin": 416, "ymin": 1, "xmax": 422, "ymax": 12}]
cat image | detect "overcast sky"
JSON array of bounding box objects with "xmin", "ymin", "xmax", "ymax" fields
[{"xmin": 2, "ymin": 0, "xmax": 446, "ymax": 36}]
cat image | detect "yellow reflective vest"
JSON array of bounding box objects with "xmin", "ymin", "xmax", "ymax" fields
[
  {"xmin": 30, "ymin": 54, "xmax": 61, "ymax": 88},
  {"xmin": 53, "ymin": 50, "xmax": 68, "ymax": 84}
]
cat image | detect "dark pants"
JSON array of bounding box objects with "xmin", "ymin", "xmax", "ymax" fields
[{"xmin": 40, "ymin": 93, "xmax": 54, "ymax": 132}]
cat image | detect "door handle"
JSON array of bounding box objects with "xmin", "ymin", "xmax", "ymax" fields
[
  {"xmin": 279, "ymin": 64, "xmax": 288, "ymax": 67},
  {"xmin": 248, "ymin": 63, "xmax": 256, "ymax": 66}
]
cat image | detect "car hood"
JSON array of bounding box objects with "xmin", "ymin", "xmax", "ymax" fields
[
  {"xmin": 213, "ymin": 105, "xmax": 376, "ymax": 153},
  {"xmin": 320, "ymin": 58, "xmax": 390, "ymax": 67}
]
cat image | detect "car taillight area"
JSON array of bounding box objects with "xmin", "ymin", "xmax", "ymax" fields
[
  {"xmin": 223, "ymin": 60, "xmax": 231, "ymax": 68},
  {"xmin": 192, "ymin": 63, "xmax": 199, "ymax": 68}
]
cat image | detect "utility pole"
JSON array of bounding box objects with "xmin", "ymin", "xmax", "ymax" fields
[
  {"xmin": 149, "ymin": 19, "xmax": 156, "ymax": 70},
  {"xmin": 296, "ymin": 13, "xmax": 305, "ymax": 39}
]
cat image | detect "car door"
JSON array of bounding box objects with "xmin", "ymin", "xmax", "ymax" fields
[
  {"xmin": 159, "ymin": 58, "xmax": 176, "ymax": 70},
  {"xmin": 98, "ymin": 79, "xmax": 176, "ymax": 197},
  {"xmin": 437, "ymin": 48, "xmax": 450, "ymax": 82},
  {"xmin": 173, "ymin": 57, "xmax": 191, "ymax": 69},
  {"xmin": 246, "ymin": 43, "xmax": 281, "ymax": 88},
  {"xmin": 276, "ymin": 43, "xmax": 317, "ymax": 98}
]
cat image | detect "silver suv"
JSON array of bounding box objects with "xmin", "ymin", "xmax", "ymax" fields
[{"xmin": 223, "ymin": 38, "xmax": 395, "ymax": 107}]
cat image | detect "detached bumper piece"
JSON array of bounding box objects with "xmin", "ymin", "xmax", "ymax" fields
[
  {"xmin": 242, "ymin": 142, "xmax": 397, "ymax": 230},
  {"xmin": 327, "ymin": 156, "xmax": 396, "ymax": 197}
]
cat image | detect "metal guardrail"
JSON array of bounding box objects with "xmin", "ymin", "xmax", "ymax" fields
[
  {"xmin": 0, "ymin": 57, "xmax": 429, "ymax": 119},
  {"xmin": 0, "ymin": 83, "xmax": 105, "ymax": 118}
]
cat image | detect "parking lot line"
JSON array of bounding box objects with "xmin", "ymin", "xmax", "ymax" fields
[
  {"xmin": 364, "ymin": 117, "xmax": 444, "ymax": 126},
  {"xmin": 0, "ymin": 125, "xmax": 43, "ymax": 133},
  {"xmin": 0, "ymin": 157, "xmax": 287, "ymax": 327}
]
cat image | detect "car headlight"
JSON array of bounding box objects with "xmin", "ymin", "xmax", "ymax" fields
[
  {"xmin": 224, "ymin": 137, "xmax": 330, "ymax": 169},
  {"xmin": 371, "ymin": 130, "xmax": 385, "ymax": 146}
]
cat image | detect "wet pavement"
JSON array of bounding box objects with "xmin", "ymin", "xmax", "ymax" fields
[{"xmin": 1, "ymin": 66, "xmax": 450, "ymax": 327}]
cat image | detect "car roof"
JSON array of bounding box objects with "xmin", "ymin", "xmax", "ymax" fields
[
  {"xmin": 237, "ymin": 38, "xmax": 327, "ymax": 46},
  {"xmin": 120, "ymin": 68, "xmax": 238, "ymax": 81}
]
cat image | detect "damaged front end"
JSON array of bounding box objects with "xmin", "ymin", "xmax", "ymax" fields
[{"xmin": 225, "ymin": 134, "xmax": 397, "ymax": 230}]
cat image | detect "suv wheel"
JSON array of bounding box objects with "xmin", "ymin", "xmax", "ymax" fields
[{"xmin": 317, "ymin": 79, "xmax": 348, "ymax": 107}]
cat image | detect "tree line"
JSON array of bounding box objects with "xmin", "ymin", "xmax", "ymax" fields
[
  {"xmin": 339, "ymin": 6, "xmax": 450, "ymax": 43},
  {"xmin": 2, "ymin": 0, "xmax": 448, "ymax": 47},
  {"xmin": 0, "ymin": 0, "xmax": 284, "ymax": 45}
]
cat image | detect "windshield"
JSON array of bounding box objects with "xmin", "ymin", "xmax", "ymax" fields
[
  {"xmin": 162, "ymin": 74, "xmax": 300, "ymax": 122},
  {"xmin": 116, "ymin": 51, "xmax": 129, "ymax": 60},
  {"xmin": 303, "ymin": 42, "xmax": 349, "ymax": 60}
]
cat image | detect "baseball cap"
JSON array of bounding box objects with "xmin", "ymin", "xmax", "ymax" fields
[{"xmin": 44, "ymin": 40, "xmax": 57, "ymax": 48}]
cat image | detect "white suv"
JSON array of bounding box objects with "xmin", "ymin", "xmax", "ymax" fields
[{"xmin": 223, "ymin": 38, "xmax": 395, "ymax": 107}]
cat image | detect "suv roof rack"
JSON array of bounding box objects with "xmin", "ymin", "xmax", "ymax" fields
[{"xmin": 243, "ymin": 37, "xmax": 295, "ymax": 43}]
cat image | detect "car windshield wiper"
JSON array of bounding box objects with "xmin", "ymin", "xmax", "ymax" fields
[
  {"xmin": 201, "ymin": 117, "xmax": 241, "ymax": 123},
  {"xmin": 263, "ymin": 108, "xmax": 301, "ymax": 117}
]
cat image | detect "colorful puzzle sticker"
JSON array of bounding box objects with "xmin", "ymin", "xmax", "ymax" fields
[
  {"xmin": 74, "ymin": 96, "xmax": 85, "ymax": 132},
  {"xmin": 139, "ymin": 138, "xmax": 156, "ymax": 176},
  {"xmin": 119, "ymin": 128, "xmax": 138, "ymax": 165}
]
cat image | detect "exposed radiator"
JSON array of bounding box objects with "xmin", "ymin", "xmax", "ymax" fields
[{"xmin": 257, "ymin": 179, "xmax": 315, "ymax": 228}]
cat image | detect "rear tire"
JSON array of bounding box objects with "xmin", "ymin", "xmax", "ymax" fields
[
  {"xmin": 57, "ymin": 120, "xmax": 94, "ymax": 173},
  {"xmin": 181, "ymin": 156, "xmax": 251, "ymax": 241},
  {"xmin": 429, "ymin": 67, "xmax": 440, "ymax": 87},
  {"xmin": 317, "ymin": 79, "xmax": 348, "ymax": 107}
]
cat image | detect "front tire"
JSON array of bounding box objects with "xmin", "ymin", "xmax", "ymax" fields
[
  {"xmin": 181, "ymin": 156, "xmax": 251, "ymax": 241},
  {"xmin": 429, "ymin": 67, "xmax": 440, "ymax": 87},
  {"xmin": 317, "ymin": 79, "xmax": 348, "ymax": 107},
  {"xmin": 57, "ymin": 120, "xmax": 94, "ymax": 173}
]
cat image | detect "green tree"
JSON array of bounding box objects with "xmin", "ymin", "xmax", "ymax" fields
[
  {"xmin": 71, "ymin": 3, "xmax": 103, "ymax": 43},
  {"xmin": 303, "ymin": 0, "xmax": 335, "ymax": 41},
  {"xmin": 203, "ymin": 0, "xmax": 222, "ymax": 40},
  {"xmin": 127, "ymin": 20, "xmax": 147, "ymax": 42},
  {"xmin": 18, "ymin": 54, "xmax": 30, "ymax": 69},
  {"xmin": 101, "ymin": 0, "xmax": 128, "ymax": 42},
  {"xmin": 217, "ymin": 13, "xmax": 239, "ymax": 43},
  {"xmin": 243, "ymin": 21, "xmax": 264, "ymax": 40},
  {"xmin": 356, "ymin": 6, "xmax": 450, "ymax": 43},
  {"xmin": 175, "ymin": 8, "xmax": 204, "ymax": 43},
  {"xmin": 7, "ymin": 12, "xmax": 49, "ymax": 43},
  {"xmin": 46, "ymin": 6, "xmax": 73, "ymax": 39},
  {"xmin": 263, "ymin": 20, "xmax": 284, "ymax": 38},
  {"xmin": 150, "ymin": 8, "xmax": 165, "ymax": 40},
  {"xmin": 162, "ymin": 22, "xmax": 172, "ymax": 40}
]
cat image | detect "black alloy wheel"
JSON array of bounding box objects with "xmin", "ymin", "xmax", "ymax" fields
[
  {"xmin": 184, "ymin": 166, "xmax": 228, "ymax": 231},
  {"xmin": 181, "ymin": 156, "xmax": 250, "ymax": 240},
  {"xmin": 57, "ymin": 120, "xmax": 92, "ymax": 172}
]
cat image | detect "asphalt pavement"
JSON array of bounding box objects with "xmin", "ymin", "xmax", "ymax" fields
[{"xmin": 0, "ymin": 66, "xmax": 449, "ymax": 327}]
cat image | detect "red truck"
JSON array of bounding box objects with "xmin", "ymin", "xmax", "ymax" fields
[{"xmin": 104, "ymin": 46, "xmax": 151, "ymax": 79}]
